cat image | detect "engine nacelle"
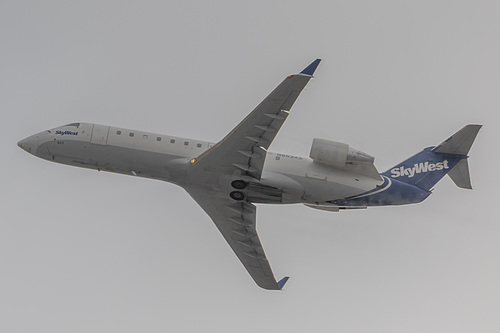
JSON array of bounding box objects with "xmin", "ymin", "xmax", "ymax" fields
[{"xmin": 309, "ymin": 138, "xmax": 374, "ymax": 168}]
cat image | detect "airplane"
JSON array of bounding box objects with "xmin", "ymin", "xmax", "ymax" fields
[{"xmin": 18, "ymin": 59, "xmax": 481, "ymax": 290}]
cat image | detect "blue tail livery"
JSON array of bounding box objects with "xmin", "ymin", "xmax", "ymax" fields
[
  {"xmin": 328, "ymin": 125, "xmax": 482, "ymax": 207},
  {"xmin": 383, "ymin": 124, "xmax": 482, "ymax": 191}
]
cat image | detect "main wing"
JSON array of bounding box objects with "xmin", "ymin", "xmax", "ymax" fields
[
  {"xmin": 185, "ymin": 188, "xmax": 289, "ymax": 290},
  {"xmin": 185, "ymin": 60, "xmax": 321, "ymax": 290},
  {"xmin": 191, "ymin": 59, "xmax": 321, "ymax": 180}
]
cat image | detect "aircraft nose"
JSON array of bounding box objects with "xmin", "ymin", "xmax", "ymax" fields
[
  {"xmin": 17, "ymin": 139, "xmax": 28, "ymax": 149},
  {"xmin": 17, "ymin": 137, "xmax": 37, "ymax": 154}
]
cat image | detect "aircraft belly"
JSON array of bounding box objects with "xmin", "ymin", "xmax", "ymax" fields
[
  {"xmin": 37, "ymin": 140, "xmax": 184, "ymax": 182},
  {"xmin": 253, "ymin": 171, "xmax": 304, "ymax": 204},
  {"xmin": 263, "ymin": 157, "xmax": 382, "ymax": 204},
  {"xmin": 300, "ymin": 176, "xmax": 374, "ymax": 204}
]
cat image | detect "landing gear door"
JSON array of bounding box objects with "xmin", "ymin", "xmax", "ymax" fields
[{"xmin": 91, "ymin": 124, "xmax": 109, "ymax": 145}]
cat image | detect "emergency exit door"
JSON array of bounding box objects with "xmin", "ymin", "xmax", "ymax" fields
[{"xmin": 90, "ymin": 124, "xmax": 109, "ymax": 145}]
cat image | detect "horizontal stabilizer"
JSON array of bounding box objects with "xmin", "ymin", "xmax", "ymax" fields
[{"xmin": 432, "ymin": 124, "xmax": 482, "ymax": 155}]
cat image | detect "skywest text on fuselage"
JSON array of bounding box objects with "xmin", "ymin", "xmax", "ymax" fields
[
  {"xmin": 55, "ymin": 130, "xmax": 78, "ymax": 136},
  {"xmin": 390, "ymin": 160, "xmax": 449, "ymax": 178}
]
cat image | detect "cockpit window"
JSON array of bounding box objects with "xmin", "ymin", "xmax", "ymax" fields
[{"xmin": 65, "ymin": 123, "xmax": 80, "ymax": 127}]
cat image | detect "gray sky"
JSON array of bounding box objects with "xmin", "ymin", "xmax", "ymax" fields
[{"xmin": 2, "ymin": 1, "xmax": 499, "ymax": 332}]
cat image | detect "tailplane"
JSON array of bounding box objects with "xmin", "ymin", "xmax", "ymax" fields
[{"xmin": 382, "ymin": 125, "xmax": 481, "ymax": 191}]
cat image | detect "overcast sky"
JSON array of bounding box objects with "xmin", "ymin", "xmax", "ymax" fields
[{"xmin": 2, "ymin": 1, "xmax": 499, "ymax": 332}]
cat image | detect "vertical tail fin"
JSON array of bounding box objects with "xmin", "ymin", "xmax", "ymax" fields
[
  {"xmin": 382, "ymin": 125, "xmax": 481, "ymax": 191},
  {"xmin": 447, "ymin": 159, "xmax": 472, "ymax": 189}
]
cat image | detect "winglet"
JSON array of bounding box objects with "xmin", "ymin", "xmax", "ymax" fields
[
  {"xmin": 277, "ymin": 276, "xmax": 290, "ymax": 290},
  {"xmin": 300, "ymin": 59, "xmax": 321, "ymax": 76}
]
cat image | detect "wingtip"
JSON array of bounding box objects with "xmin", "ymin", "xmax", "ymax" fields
[
  {"xmin": 300, "ymin": 59, "xmax": 322, "ymax": 76},
  {"xmin": 277, "ymin": 276, "xmax": 290, "ymax": 290}
]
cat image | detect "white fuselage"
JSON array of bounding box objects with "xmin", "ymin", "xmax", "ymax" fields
[{"xmin": 18, "ymin": 123, "xmax": 383, "ymax": 205}]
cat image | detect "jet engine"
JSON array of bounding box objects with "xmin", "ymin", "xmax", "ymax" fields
[{"xmin": 309, "ymin": 138, "xmax": 375, "ymax": 168}]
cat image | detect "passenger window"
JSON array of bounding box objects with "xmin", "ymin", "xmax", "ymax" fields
[
  {"xmin": 197, "ymin": 143, "xmax": 202, "ymax": 148},
  {"xmin": 117, "ymin": 130, "xmax": 122, "ymax": 135},
  {"xmin": 129, "ymin": 133, "xmax": 134, "ymax": 137},
  {"xmin": 170, "ymin": 139, "xmax": 175, "ymax": 144},
  {"xmin": 184, "ymin": 141, "xmax": 189, "ymax": 146},
  {"xmin": 143, "ymin": 134, "xmax": 148, "ymax": 139},
  {"xmin": 157, "ymin": 137, "xmax": 161, "ymax": 141}
]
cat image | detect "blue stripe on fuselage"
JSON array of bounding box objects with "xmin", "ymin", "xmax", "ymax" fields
[{"xmin": 327, "ymin": 176, "xmax": 431, "ymax": 207}]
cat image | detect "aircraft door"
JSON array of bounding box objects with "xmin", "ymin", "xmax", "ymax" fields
[{"xmin": 91, "ymin": 124, "xmax": 109, "ymax": 145}]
